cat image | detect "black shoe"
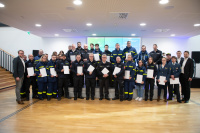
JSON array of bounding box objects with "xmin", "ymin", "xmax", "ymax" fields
[
  {"xmin": 105, "ymin": 98, "xmax": 110, "ymax": 100},
  {"xmin": 99, "ymin": 98, "xmax": 103, "ymax": 100},
  {"xmin": 86, "ymin": 97, "xmax": 89, "ymax": 100},
  {"xmin": 112, "ymin": 97, "xmax": 119, "ymax": 100},
  {"xmin": 177, "ymin": 100, "xmax": 182, "ymax": 103},
  {"xmin": 79, "ymin": 96, "xmax": 84, "ymax": 99},
  {"xmin": 39, "ymin": 98, "xmax": 44, "ymax": 100},
  {"xmin": 120, "ymin": 99, "xmax": 123, "ymax": 102},
  {"xmin": 47, "ymin": 97, "xmax": 51, "ymax": 101},
  {"xmin": 150, "ymin": 98, "xmax": 153, "ymax": 101},
  {"xmin": 167, "ymin": 98, "xmax": 172, "ymax": 100},
  {"xmin": 124, "ymin": 98, "xmax": 129, "ymax": 100},
  {"xmin": 184, "ymin": 100, "xmax": 189, "ymax": 103},
  {"xmin": 91, "ymin": 97, "xmax": 94, "ymax": 100},
  {"xmin": 65, "ymin": 96, "xmax": 71, "ymax": 99},
  {"xmin": 182, "ymin": 98, "xmax": 185, "ymax": 101},
  {"xmin": 128, "ymin": 98, "xmax": 132, "ymax": 101},
  {"xmin": 57, "ymin": 98, "xmax": 61, "ymax": 101},
  {"xmin": 74, "ymin": 97, "xmax": 77, "ymax": 100}
]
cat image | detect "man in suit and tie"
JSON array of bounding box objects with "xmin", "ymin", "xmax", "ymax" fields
[
  {"xmin": 180, "ymin": 51, "xmax": 194, "ymax": 103},
  {"xmin": 176, "ymin": 51, "xmax": 184, "ymax": 64},
  {"xmin": 13, "ymin": 50, "xmax": 25, "ymax": 104}
]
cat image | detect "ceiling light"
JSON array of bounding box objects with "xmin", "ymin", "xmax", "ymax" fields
[
  {"xmin": 140, "ymin": 23, "xmax": 146, "ymax": 26},
  {"xmin": 86, "ymin": 23, "xmax": 92, "ymax": 26},
  {"xmin": 35, "ymin": 24, "xmax": 42, "ymax": 27},
  {"xmin": 194, "ymin": 24, "xmax": 200, "ymax": 27},
  {"xmin": 159, "ymin": 0, "xmax": 169, "ymax": 4},
  {"xmin": 131, "ymin": 34, "xmax": 136, "ymax": 36},
  {"xmin": 73, "ymin": 0, "xmax": 82, "ymax": 5},
  {"xmin": 0, "ymin": 3, "xmax": 5, "ymax": 7},
  {"xmin": 54, "ymin": 34, "xmax": 59, "ymax": 37},
  {"xmin": 92, "ymin": 34, "xmax": 96, "ymax": 36},
  {"xmin": 171, "ymin": 34, "xmax": 175, "ymax": 36}
]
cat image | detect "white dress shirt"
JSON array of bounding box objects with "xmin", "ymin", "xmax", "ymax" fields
[
  {"xmin": 177, "ymin": 57, "xmax": 181, "ymax": 64},
  {"xmin": 181, "ymin": 58, "xmax": 188, "ymax": 74},
  {"xmin": 20, "ymin": 57, "xmax": 25, "ymax": 72}
]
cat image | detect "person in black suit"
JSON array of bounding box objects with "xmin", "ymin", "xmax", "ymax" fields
[
  {"xmin": 180, "ymin": 51, "xmax": 194, "ymax": 103},
  {"xmin": 176, "ymin": 51, "xmax": 184, "ymax": 64},
  {"xmin": 13, "ymin": 50, "xmax": 25, "ymax": 104}
]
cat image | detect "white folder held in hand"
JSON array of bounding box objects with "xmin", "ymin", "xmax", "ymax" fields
[
  {"xmin": 136, "ymin": 75, "xmax": 143, "ymax": 83},
  {"xmin": 124, "ymin": 70, "xmax": 130, "ymax": 79},
  {"xmin": 27, "ymin": 67, "xmax": 34, "ymax": 76},
  {"xmin": 87, "ymin": 65, "xmax": 95, "ymax": 72},
  {"xmin": 40, "ymin": 68, "xmax": 47, "ymax": 77},
  {"xmin": 94, "ymin": 54, "xmax": 99, "ymax": 61},
  {"xmin": 70, "ymin": 55, "xmax": 76, "ymax": 62},
  {"xmin": 106, "ymin": 56, "xmax": 110, "ymax": 62},
  {"xmin": 126, "ymin": 53, "xmax": 131, "ymax": 59},
  {"xmin": 50, "ymin": 68, "xmax": 57, "ymax": 76},
  {"xmin": 147, "ymin": 69, "xmax": 154, "ymax": 78},
  {"xmin": 77, "ymin": 66, "xmax": 83, "ymax": 74},
  {"xmin": 113, "ymin": 67, "xmax": 121, "ymax": 75},
  {"xmin": 64, "ymin": 66, "xmax": 69, "ymax": 74},
  {"xmin": 102, "ymin": 68, "xmax": 109, "ymax": 75},
  {"xmin": 159, "ymin": 76, "xmax": 166, "ymax": 85},
  {"xmin": 170, "ymin": 78, "xmax": 180, "ymax": 84}
]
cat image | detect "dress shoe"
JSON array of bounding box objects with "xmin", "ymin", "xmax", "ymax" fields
[
  {"xmin": 79, "ymin": 96, "xmax": 84, "ymax": 99},
  {"xmin": 99, "ymin": 98, "xmax": 103, "ymax": 100},
  {"xmin": 91, "ymin": 97, "xmax": 94, "ymax": 100},
  {"xmin": 120, "ymin": 99, "xmax": 123, "ymax": 102},
  {"xmin": 157, "ymin": 96, "xmax": 160, "ymax": 102},
  {"xmin": 39, "ymin": 98, "xmax": 44, "ymax": 100},
  {"xmin": 17, "ymin": 101, "xmax": 24, "ymax": 104},
  {"xmin": 177, "ymin": 100, "xmax": 182, "ymax": 103},
  {"xmin": 105, "ymin": 98, "xmax": 110, "ymax": 100},
  {"xmin": 86, "ymin": 97, "xmax": 89, "ymax": 100},
  {"xmin": 47, "ymin": 97, "xmax": 51, "ymax": 101},
  {"xmin": 112, "ymin": 97, "xmax": 119, "ymax": 100},
  {"xmin": 74, "ymin": 97, "xmax": 77, "ymax": 100},
  {"xmin": 150, "ymin": 98, "xmax": 153, "ymax": 101},
  {"xmin": 128, "ymin": 99, "xmax": 132, "ymax": 101}
]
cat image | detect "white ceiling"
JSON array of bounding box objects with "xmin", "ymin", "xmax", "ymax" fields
[{"xmin": 0, "ymin": 0, "xmax": 200, "ymax": 38}]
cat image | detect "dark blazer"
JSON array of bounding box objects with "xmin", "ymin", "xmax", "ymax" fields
[
  {"xmin": 180, "ymin": 58, "xmax": 194, "ymax": 79},
  {"xmin": 13, "ymin": 56, "xmax": 25, "ymax": 78}
]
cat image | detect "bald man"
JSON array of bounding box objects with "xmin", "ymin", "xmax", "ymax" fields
[{"xmin": 25, "ymin": 54, "xmax": 37, "ymax": 100}]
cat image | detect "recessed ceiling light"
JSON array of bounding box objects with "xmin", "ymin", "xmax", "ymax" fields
[
  {"xmin": 92, "ymin": 34, "xmax": 96, "ymax": 36},
  {"xmin": 159, "ymin": 0, "xmax": 169, "ymax": 4},
  {"xmin": 194, "ymin": 24, "xmax": 200, "ymax": 27},
  {"xmin": 140, "ymin": 23, "xmax": 146, "ymax": 26},
  {"xmin": 86, "ymin": 23, "xmax": 92, "ymax": 26},
  {"xmin": 54, "ymin": 34, "xmax": 59, "ymax": 37},
  {"xmin": 171, "ymin": 34, "xmax": 175, "ymax": 36},
  {"xmin": 73, "ymin": 0, "xmax": 82, "ymax": 5},
  {"xmin": 0, "ymin": 3, "xmax": 5, "ymax": 7},
  {"xmin": 35, "ymin": 24, "xmax": 42, "ymax": 27},
  {"xmin": 131, "ymin": 34, "xmax": 136, "ymax": 36}
]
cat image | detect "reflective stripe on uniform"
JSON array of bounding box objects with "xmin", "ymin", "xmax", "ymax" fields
[
  {"xmin": 129, "ymin": 92, "xmax": 133, "ymax": 95},
  {"xmin": 38, "ymin": 92, "xmax": 42, "ymax": 94},
  {"xmin": 124, "ymin": 92, "xmax": 128, "ymax": 94},
  {"xmin": 47, "ymin": 93, "xmax": 52, "ymax": 96}
]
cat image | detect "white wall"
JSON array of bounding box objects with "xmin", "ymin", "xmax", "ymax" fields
[{"xmin": 0, "ymin": 27, "xmax": 43, "ymax": 57}]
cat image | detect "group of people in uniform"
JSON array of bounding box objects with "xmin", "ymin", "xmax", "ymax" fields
[{"xmin": 13, "ymin": 41, "xmax": 194, "ymax": 104}]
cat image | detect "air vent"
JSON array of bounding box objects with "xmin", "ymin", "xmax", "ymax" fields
[
  {"xmin": 63, "ymin": 29, "xmax": 77, "ymax": 32},
  {"xmin": 154, "ymin": 29, "xmax": 170, "ymax": 32},
  {"xmin": 109, "ymin": 12, "xmax": 130, "ymax": 19}
]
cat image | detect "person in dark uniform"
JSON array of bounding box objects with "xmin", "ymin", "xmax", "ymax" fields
[
  {"xmin": 35, "ymin": 55, "xmax": 48, "ymax": 100},
  {"xmin": 46, "ymin": 55, "xmax": 58, "ymax": 101},
  {"xmin": 112, "ymin": 56, "xmax": 125, "ymax": 101},
  {"xmin": 76, "ymin": 42, "xmax": 84, "ymax": 53},
  {"xmin": 83, "ymin": 53, "xmax": 97, "ymax": 100},
  {"xmin": 123, "ymin": 41, "xmax": 137, "ymax": 63},
  {"xmin": 89, "ymin": 43, "xmax": 95, "ymax": 52},
  {"xmin": 111, "ymin": 43, "xmax": 124, "ymax": 63},
  {"xmin": 157, "ymin": 57, "xmax": 170, "ymax": 102},
  {"xmin": 66, "ymin": 44, "xmax": 80, "ymax": 87},
  {"xmin": 25, "ymin": 54, "xmax": 37, "ymax": 100},
  {"xmin": 55, "ymin": 54, "xmax": 71, "ymax": 101},
  {"xmin": 169, "ymin": 56, "xmax": 182, "ymax": 103},
  {"xmin": 149, "ymin": 44, "xmax": 162, "ymax": 65},
  {"xmin": 180, "ymin": 51, "xmax": 194, "ymax": 103},
  {"xmin": 71, "ymin": 54, "xmax": 84, "ymax": 100},
  {"xmin": 102, "ymin": 45, "xmax": 112, "ymax": 87},
  {"xmin": 124, "ymin": 55, "xmax": 136, "ymax": 101},
  {"xmin": 97, "ymin": 54, "xmax": 111, "ymax": 100},
  {"xmin": 137, "ymin": 45, "xmax": 149, "ymax": 67},
  {"xmin": 145, "ymin": 57, "xmax": 157, "ymax": 101}
]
